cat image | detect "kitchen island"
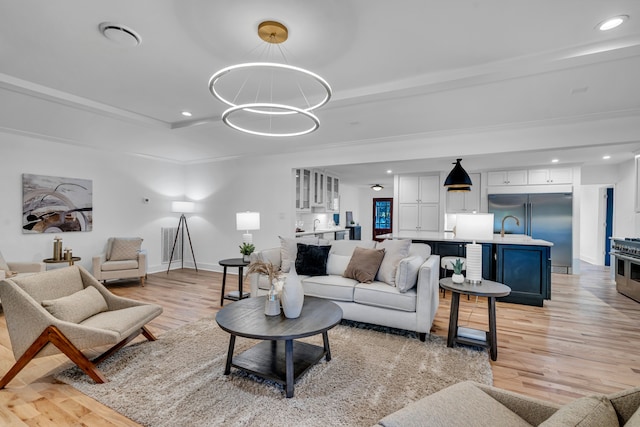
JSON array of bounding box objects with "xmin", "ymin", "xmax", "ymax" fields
[
  {"xmin": 295, "ymin": 228, "xmax": 348, "ymax": 240},
  {"xmin": 379, "ymin": 231, "xmax": 552, "ymax": 306}
]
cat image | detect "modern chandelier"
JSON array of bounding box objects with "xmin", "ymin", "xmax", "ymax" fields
[{"xmin": 209, "ymin": 21, "xmax": 332, "ymax": 137}]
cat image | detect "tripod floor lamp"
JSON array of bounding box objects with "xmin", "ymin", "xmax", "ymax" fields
[{"xmin": 167, "ymin": 201, "xmax": 198, "ymax": 273}]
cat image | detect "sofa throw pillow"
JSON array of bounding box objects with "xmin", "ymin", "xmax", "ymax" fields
[
  {"xmin": 42, "ymin": 286, "xmax": 108, "ymax": 323},
  {"xmin": 109, "ymin": 237, "xmax": 143, "ymax": 261},
  {"xmin": 343, "ymin": 247, "xmax": 385, "ymax": 283},
  {"xmin": 395, "ymin": 256, "xmax": 425, "ymax": 292},
  {"xmin": 375, "ymin": 239, "xmax": 411, "ymax": 286},
  {"xmin": 280, "ymin": 236, "xmax": 319, "ymax": 273},
  {"xmin": 539, "ymin": 395, "xmax": 618, "ymax": 427},
  {"xmin": 326, "ymin": 254, "xmax": 352, "ymax": 276},
  {"xmin": 295, "ymin": 243, "xmax": 331, "ymax": 276}
]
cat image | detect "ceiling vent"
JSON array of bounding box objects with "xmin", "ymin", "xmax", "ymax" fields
[{"xmin": 99, "ymin": 22, "xmax": 141, "ymax": 47}]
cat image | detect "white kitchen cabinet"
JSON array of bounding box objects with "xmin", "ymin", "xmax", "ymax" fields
[
  {"xmin": 398, "ymin": 174, "xmax": 440, "ymax": 231},
  {"xmin": 295, "ymin": 168, "xmax": 311, "ymax": 212},
  {"xmin": 487, "ymin": 170, "xmax": 527, "ymax": 186},
  {"xmin": 398, "ymin": 175, "xmax": 439, "ymax": 203},
  {"xmin": 398, "ymin": 204, "xmax": 439, "ymax": 231},
  {"xmin": 446, "ymin": 173, "xmax": 480, "ymax": 213},
  {"xmin": 527, "ymin": 168, "xmax": 573, "ymax": 185}
]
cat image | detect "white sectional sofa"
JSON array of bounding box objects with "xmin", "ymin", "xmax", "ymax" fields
[{"xmin": 249, "ymin": 238, "xmax": 440, "ymax": 341}]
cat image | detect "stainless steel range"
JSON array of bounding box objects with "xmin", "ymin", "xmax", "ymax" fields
[{"xmin": 611, "ymin": 237, "xmax": 640, "ymax": 303}]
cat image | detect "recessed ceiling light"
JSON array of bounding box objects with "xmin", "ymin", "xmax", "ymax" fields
[
  {"xmin": 596, "ymin": 15, "xmax": 629, "ymax": 31},
  {"xmin": 386, "ymin": 170, "xmax": 392, "ymax": 174},
  {"xmin": 603, "ymin": 155, "xmax": 611, "ymax": 160},
  {"xmin": 551, "ymin": 159, "xmax": 559, "ymax": 163},
  {"xmin": 99, "ymin": 22, "xmax": 141, "ymax": 46},
  {"xmin": 181, "ymin": 111, "xmax": 193, "ymax": 117}
]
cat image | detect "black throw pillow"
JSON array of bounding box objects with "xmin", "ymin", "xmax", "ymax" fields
[{"xmin": 295, "ymin": 243, "xmax": 331, "ymax": 276}]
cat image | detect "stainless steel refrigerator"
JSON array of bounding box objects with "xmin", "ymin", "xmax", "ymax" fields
[{"xmin": 488, "ymin": 193, "xmax": 573, "ymax": 273}]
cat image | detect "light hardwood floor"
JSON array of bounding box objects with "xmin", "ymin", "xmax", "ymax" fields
[{"xmin": 1, "ymin": 263, "xmax": 639, "ymax": 425}]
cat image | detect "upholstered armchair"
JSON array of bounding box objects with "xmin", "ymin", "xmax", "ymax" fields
[
  {"xmin": 92, "ymin": 237, "xmax": 146, "ymax": 286},
  {"xmin": 0, "ymin": 265, "xmax": 162, "ymax": 388}
]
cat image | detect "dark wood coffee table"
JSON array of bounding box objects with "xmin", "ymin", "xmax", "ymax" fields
[{"xmin": 215, "ymin": 296, "xmax": 342, "ymax": 398}]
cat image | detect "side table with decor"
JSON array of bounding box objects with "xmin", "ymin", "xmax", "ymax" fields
[{"xmin": 439, "ymin": 277, "xmax": 511, "ymax": 361}]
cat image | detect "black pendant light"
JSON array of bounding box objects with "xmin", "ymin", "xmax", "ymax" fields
[{"xmin": 444, "ymin": 158, "xmax": 472, "ymax": 191}]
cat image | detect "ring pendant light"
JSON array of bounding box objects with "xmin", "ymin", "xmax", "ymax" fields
[{"xmin": 209, "ymin": 20, "xmax": 332, "ymax": 137}]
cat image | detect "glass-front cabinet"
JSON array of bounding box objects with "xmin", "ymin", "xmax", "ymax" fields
[
  {"xmin": 312, "ymin": 170, "xmax": 324, "ymax": 207},
  {"xmin": 326, "ymin": 174, "xmax": 339, "ymax": 211},
  {"xmin": 295, "ymin": 168, "xmax": 311, "ymax": 211}
]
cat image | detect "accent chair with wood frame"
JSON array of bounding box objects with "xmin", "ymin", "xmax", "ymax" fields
[{"xmin": 0, "ymin": 265, "xmax": 162, "ymax": 388}]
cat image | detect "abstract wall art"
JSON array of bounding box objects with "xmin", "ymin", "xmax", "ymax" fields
[{"xmin": 22, "ymin": 174, "xmax": 93, "ymax": 233}]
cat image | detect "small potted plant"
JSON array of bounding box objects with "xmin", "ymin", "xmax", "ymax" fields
[
  {"xmin": 239, "ymin": 243, "xmax": 255, "ymax": 262},
  {"xmin": 451, "ymin": 258, "xmax": 465, "ymax": 284}
]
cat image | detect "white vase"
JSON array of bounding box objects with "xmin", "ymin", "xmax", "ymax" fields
[
  {"xmin": 452, "ymin": 273, "xmax": 465, "ymax": 284},
  {"xmin": 281, "ymin": 263, "xmax": 304, "ymax": 318}
]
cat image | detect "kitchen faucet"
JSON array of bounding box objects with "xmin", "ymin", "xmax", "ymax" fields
[
  {"xmin": 314, "ymin": 219, "xmax": 320, "ymax": 232},
  {"xmin": 500, "ymin": 215, "xmax": 520, "ymax": 237}
]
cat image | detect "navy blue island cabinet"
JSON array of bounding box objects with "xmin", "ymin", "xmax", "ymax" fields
[
  {"xmin": 494, "ymin": 244, "xmax": 551, "ymax": 307},
  {"xmin": 419, "ymin": 240, "xmax": 551, "ymax": 306}
]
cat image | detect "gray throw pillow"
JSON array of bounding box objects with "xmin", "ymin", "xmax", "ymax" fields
[
  {"xmin": 42, "ymin": 286, "xmax": 108, "ymax": 323},
  {"xmin": 375, "ymin": 239, "xmax": 411, "ymax": 286}
]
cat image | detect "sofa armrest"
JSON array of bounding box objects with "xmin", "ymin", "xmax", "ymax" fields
[
  {"xmin": 474, "ymin": 382, "xmax": 560, "ymax": 425},
  {"xmin": 92, "ymin": 253, "xmax": 107, "ymax": 280},
  {"xmin": 414, "ymin": 254, "xmax": 440, "ymax": 333},
  {"xmin": 7, "ymin": 261, "xmax": 46, "ymax": 274}
]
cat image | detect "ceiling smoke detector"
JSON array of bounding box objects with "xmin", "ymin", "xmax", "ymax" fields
[{"xmin": 99, "ymin": 22, "xmax": 141, "ymax": 47}]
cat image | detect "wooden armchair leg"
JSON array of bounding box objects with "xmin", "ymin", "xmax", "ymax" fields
[
  {"xmin": 140, "ymin": 276, "xmax": 145, "ymax": 286},
  {"xmin": 0, "ymin": 325, "xmax": 107, "ymax": 389}
]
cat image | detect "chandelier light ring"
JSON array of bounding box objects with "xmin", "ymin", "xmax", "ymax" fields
[
  {"xmin": 208, "ymin": 62, "xmax": 332, "ymax": 115},
  {"xmin": 221, "ymin": 103, "xmax": 320, "ymax": 137}
]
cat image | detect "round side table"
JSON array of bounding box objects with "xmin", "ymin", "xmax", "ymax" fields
[
  {"xmin": 219, "ymin": 258, "xmax": 250, "ymax": 306},
  {"xmin": 439, "ymin": 277, "xmax": 510, "ymax": 361}
]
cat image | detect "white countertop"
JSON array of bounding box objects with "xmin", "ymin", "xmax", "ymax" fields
[
  {"xmin": 295, "ymin": 228, "xmax": 348, "ymax": 237},
  {"xmin": 377, "ymin": 231, "xmax": 553, "ymax": 246}
]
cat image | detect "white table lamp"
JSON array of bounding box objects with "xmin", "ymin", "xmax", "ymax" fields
[
  {"xmin": 236, "ymin": 211, "xmax": 260, "ymax": 244},
  {"xmin": 455, "ymin": 213, "xmax": 494, "ymax": 284}
]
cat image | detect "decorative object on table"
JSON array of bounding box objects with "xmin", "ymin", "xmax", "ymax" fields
[
  {"xmin": 239, "ymin": 242, "xmax": 255, "ymax": 262},
  {"xmin": 167, "ymin": 201, "xmax": 197, "ymax": 273},
  {"xmin": 236, "ymin": 211, "xmax": 260, "ymax": 244},
  {"xmin": 53, "ymin": 236, "xmax": 63, "ymax": 260},
  {"xmin": 443, "ymin": 158, "xmax": 472, "ymax": 192},
  {"xmin": 455, "ymin": 213, "xmax": 494, "ymax": 284},
  {"xmin": 64, "ymin": 247, "xmax": 72, "ymax": 261},
  {"xmin": 264, "ymin": 282, "xmax": 281, "ymax": 316},
  {"xmin": 22, "ymin": 174, "xmax": 93, "ymax": 233},
  {"xmin": 451, "ymin": 258, "xmax": 465, "ymax": 284},
  {"xmin": 246, "ymin": 260, "xmax": 282, "ymax": 315},
  {"xmin": 281, "ymin": 262, "xmax": 304, "ymax": 318},
  {"xmin": 208, "ymin": 20, "xmax": 331, "ymax": 137}
]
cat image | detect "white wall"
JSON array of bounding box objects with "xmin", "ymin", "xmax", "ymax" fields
[
  {"xmin": 580, "ymin": 185, "xmax": 605, "ymax": 265},
  {"xmin": 0, "ymin": 133, "xmax": 183, "ymax": 272},
  {"xmin": 613, "ymin": 158, "xmax": 640, "ymax": 238}
]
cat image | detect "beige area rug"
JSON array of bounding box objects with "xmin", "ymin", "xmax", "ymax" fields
[{"xmin": 55, "ymin": 318, "xmax": 492, "ymax": 427}]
